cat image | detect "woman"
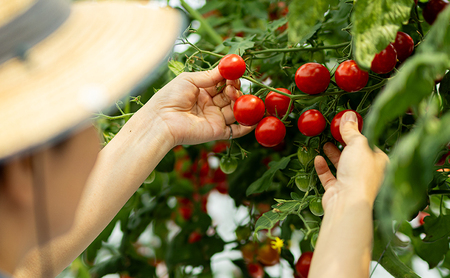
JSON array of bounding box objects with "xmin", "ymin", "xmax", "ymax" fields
[{"xmin": 0, "ymin": 0, "xmax": 388, "ymax": 277}]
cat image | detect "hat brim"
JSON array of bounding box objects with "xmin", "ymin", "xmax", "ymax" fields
[{"xmin": 0, "ymin": 1, "xmax": 184, "ymax": 161}]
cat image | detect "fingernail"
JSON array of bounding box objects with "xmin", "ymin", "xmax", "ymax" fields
[{"xmin": 343, "ymin": 111, "xmax": 357, "ymax": 123}]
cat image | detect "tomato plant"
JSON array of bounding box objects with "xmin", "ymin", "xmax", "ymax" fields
[
  {"xmin": 233, "ymin": 95, "xmax": 265, "ymax": 126},
  {"xmin": 297, "ymin": 109, "xmax": 326, "ymax": 137},
  {"xmin": 83, "ymin": 1, "xmax": 450, "ymax": 277},
  {"xmin": 218, "ymin": 54, "xmax": 246, "ymax": 80},
  {"xmin": 247, "ymin": 262, "xmax": 264, "ymax": 278},
  {"xmin": 265, "ymin": 88, "xmax": 293, "ymax": 117},
  {"xmin": 330, "ymin": 110, "xmax": 363, "ymax": 144},
  {"xmin": 256, "ymin": 240, "xmax": 280, "ymax": 266}
]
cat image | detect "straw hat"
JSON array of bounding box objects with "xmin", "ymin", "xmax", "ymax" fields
[{"xmin": 0, "ymin": 0, "xmax": 184, "ymax": 161}]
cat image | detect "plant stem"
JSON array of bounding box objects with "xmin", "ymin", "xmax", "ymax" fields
[
  {"xmin": 95, "ymin": 113, "xmax": 135, "ymax": 120},
  {"xmin": 429, "ymin": 190, "xmax": 450, "ymax": 195},
  {"xmin": 180, "ymin": 0, "xmax": 223, "ymax": 46},
  {"xmin": 248, "ymin": 42, "xmax": 350, "ymax": 55}
]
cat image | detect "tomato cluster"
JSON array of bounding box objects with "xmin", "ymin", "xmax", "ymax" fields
[{"xmin": 241, "ymin": 239, "xmax": 280, "ymax": 277}]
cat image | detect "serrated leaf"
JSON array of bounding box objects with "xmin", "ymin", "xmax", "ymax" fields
[
  {"xmin": 224, "ymin": 36, "xmax": 256, "ymax": 55},
  {"xmin": 288, "ymin": 0, "xmax": 338, "ymax": 45},
  {"xmin": 168, "ymin": 60, "xmax": 185, "ymax": 76},
  {"xmin": 352, "ymin": 0, "xmax": 413, "ymax": 69},
  {"xmin": 364, "ymin": 53, "xmax": 450, "ymax": 144},
  {"xmin": 255, "ymin": 210, "xmax": 282, "ymax": 233},
  {"xmin": 246, "ymin": 156, "xmax": 292, "ymax": 195},
  {"xmin": 268, "ymin": 17, "xmax": 288, "ymax": 32}
]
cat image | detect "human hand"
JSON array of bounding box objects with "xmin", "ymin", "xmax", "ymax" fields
[
  {"xmin": 314, "ymin": 111, "xmax": 389, "ymax": 210},
  {"xmin": 144, "ymin": 67, "xmax": 254, "ymax": 147}
]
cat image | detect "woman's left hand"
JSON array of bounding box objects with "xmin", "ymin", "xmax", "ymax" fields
[{"xmin": 144, "ymin": 67, "xmax": 254, "ymax": 147}]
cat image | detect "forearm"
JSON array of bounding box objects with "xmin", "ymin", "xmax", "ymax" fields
[
  {"xmin": 309, "ymin": 194, "xmax": 374, "ymax": 278},
  {"xmin": 15, "ymin": 104, "xmax": 174, "ymax": 277}
]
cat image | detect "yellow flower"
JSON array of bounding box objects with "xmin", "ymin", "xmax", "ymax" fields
[{"xmin": 270, "ymin": 237, "xmax": 284, "ymax": 254}]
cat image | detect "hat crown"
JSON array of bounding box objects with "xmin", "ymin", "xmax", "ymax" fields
[{"xmin": 0, "ymin": 0, "xmax": 36, "ymax": 26}]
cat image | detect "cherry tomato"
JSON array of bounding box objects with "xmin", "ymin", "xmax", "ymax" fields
[
  {"xmin": 371, "ymin": 43, "xmax": 397, "ymax": 74},
  {"xmin": 218, "ymin": 54, "xmax": 246, "ymax": 80},
  {"xmin": 436, "ymin": 150, "xmax": 450, "ymax": 166},
  {"xmin": 247, "ymin": 262, "xmax": 264, "ymax": 278},
  {"xmin": 295, "ymin": 63, "xmax": 330, "ymax": 95},
  {"xmin": 178, "ymin": 206, "xmax": 192, "ymax": 221},
  {"xmin": 255, "ymin": 116, "xmax": 286, "ymax": 147},
  {"xmin": 188, "ymin": 231, "xmax": 202, "ymax": 243},
  {"xmin": 423, "ymin": 0, "xmax": 449, "ymax": 25},
  {"xmin": 220, "ymin": 156, "xmax": 238, "ymax": 174},
  {"xmin": 233, "ymin": 95, "xmax": 265, "ymax": 126},
  {"xmin": 330, "ymin": 110, "xmax": 363, "ymax": 144},
  {"xmin": 335, "ymin": 60, "xmax": 369, "ymax": 92},
  {"xmin": 309, "ymin": 197, "xmax": 324, "ymax": 217},
  {"xmin": 297, "ymin": 145, "xmax": 317, "ymax": 167},
  {"xmin": 215, "ymin": 181, "xmax": 228, "ymax": 194},
  {"xmin": 295, "ymin": 173, "xmax": 310, "ymax": 192},
  {"xmin": 257, "ymin": 240, "xmax": 280, "ymax": 266},
  {"xmin": 297, "ymin": 109, "xmax": 327, "ymax": 137},
  {"xmin": 265, "ymin": 88, "xmax": 293, "ymax": 117},
  {"xmin": 241, "ymin": 242, "xmax": 259, "ymax": 263},
  {"xmin": 393, "ymin": 32, "xmax": 414, "ymax": 62},
  {"xmin": 295, "ymin": 251, "xmax": 313, "ymax": 278}
]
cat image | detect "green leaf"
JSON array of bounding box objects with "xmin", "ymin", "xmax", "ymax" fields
[
  {"xmin": 352, "ymin": 0, "xmax": 413, "ymax": 69},
  {"xmin": 168, "ymin": 60, "xmax": 185, "ymax": 76},
  {"xmin": 246, "ymin": 156, "xmax": 292, "ymax": 195},
  {"xmin": 423, "ymin": 215, "xmax": 450, "ymax": 242},
  {"xmin": 254, "ymin": 210, "xmax": 282, "ymax": 233},
  {"xmin": 364, "ymin": 53, "xmax": 450, "ymax": 144},
  {"xmin": 267, "ymin": 17, "xmax": 288, "ymax": 32},
  {"xmin": 288, "ymin": 0, "xmax": 338, "ymax": 45},
  {"xmin": 224, "ymin": 36, "xmax": 256, "ymax": 55},
  {"xmin": 376, "ymin": 113, "xmax": 450, "ymax": 234},
  {"xmin": 155, "ymin": 149, "xmax": 176, "ymax": 172}
]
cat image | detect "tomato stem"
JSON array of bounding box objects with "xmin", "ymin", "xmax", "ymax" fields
[{"xmin": 248, "ymin": 42, "xmax": 350, "ymax": 55}]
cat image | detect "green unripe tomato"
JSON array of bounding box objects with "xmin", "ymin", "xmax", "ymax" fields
[
  {"xmin": 235, "ymin": 226, "xmax": 252, "ymax": 242},
  {"xmin": 144, "ymin": 171, "xmax": 156, "ymax": 184},
  {"xmin": 309, "ymin": 197, "xmax": 324, "ymax": 216},
  {"xmin": 297, "ymin": 145, "xmax": 316, "ymax": 168},
  {"xmin": 220, "ymin": 156, "xmax": 238, "ymax": 174},
  {"xmin": 295, "ymin": 173, "xmax": 310, "ymax": 192},
  {"xmin": 310, "ymin": 232, "xmax": 319, "ymax": 249}
]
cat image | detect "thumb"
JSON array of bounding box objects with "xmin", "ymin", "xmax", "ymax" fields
[{"xmin": 340, "ymin": 111, "xmax": 362, "ymax": 145}]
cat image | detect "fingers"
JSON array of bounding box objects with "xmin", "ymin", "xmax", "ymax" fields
[
  {"xmin": 323, "ymin": 142, "xmax": 341, "ymax": 169},
  {"xmin": 181, "ymin": 67, "xmax": 224, "ymax": 89},
  {"xmin": 221, "ymin": 105, "xmax": 236, "ymax": 125},
  {"xmin": 340, "ymin": 111, "xmax": 365, "ymax": 146},
  {"xmin": 212, "ymin": 85, "xmax": 242, "ymax": 108},
  {"xmin": 314, "ymin": 156, "xmax": 336, "ymax": 191},
  {"xmin": 228, "ymin": 124, "xmax": 255, "ymax": 140}
]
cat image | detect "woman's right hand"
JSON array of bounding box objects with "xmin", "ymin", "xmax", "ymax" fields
[{"xmin": 314, "ymin": 111, "xmax": 389, "ymax": 210}]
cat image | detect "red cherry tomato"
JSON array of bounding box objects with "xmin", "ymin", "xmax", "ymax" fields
[
  {"xmin": 335, "ymin": 60, "xmax": 369, "ymax": 92},
  {"xmin": 297, "ymin": 109, "xmax": 326, "ymax": 137},
  {"xmin": 393, "ymin": 32, "xmax": 414, "ymax": 62},
  {"xmin": 257, "ymin": 240, "xmax": 280, "ymax": 266},
  {"xmin": 295, "ymin": 63, "xmax": 330, "ymax": 95},
  {"xmin": 371, "ymin": 43, "xmax": 397, "ymax": 74},
  {"xmin": 247, "ymin": 262, "xmax": 264, "ymax": 278},
  {"xmin": 255, "ymin": 116, "xmax": 286, "ymax": 147},
  {"xmin": 295, "ymin": 251, "xmax": 313, "ymax": 278},
  {"xmin": 423, "ymin": 0, "xmax": 449, "ymax": 25},
  {"xmin": 233, "ymin": 95, "xmax": 265, "ymax": 126},
  {"xmin": 188, "ymin": 231, "xmax": 202, "ymax": 243},
  {"xmin": 330, "ymin": 110, "xmax": 363, "ymax": 144},
  {"xmin": 218, "ymin": 54, "xmax": 246, "ymax": 80},
  {"xmin": 265, "ymin": 88, "xmax": 293, "ymax": 117}
]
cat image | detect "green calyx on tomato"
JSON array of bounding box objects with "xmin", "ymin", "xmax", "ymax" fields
[
  {"xmin": 297, "ymin": 145, "xmax": 317, "ymax": 168},
  {"xmin": 309, "ymin": 197, "xmax": 324, "ymax": 217},
  {"xmin": 220, "ymin": 156, "xmax": 238, "ymax": 174}
]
